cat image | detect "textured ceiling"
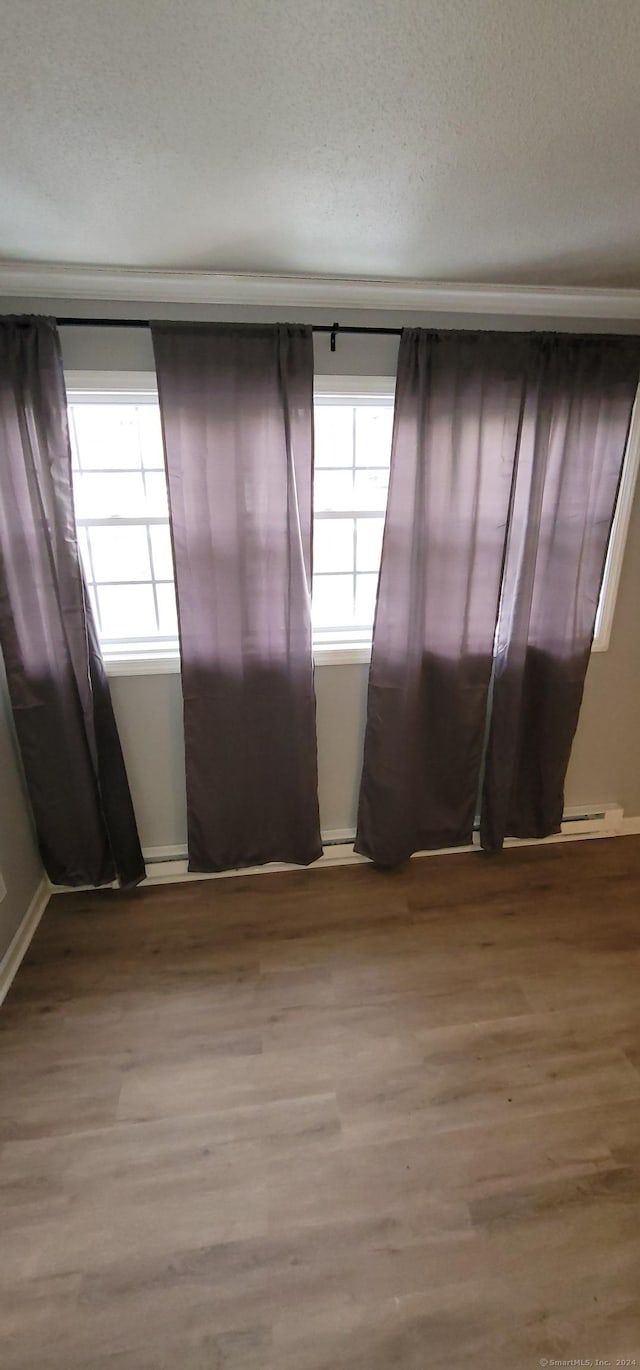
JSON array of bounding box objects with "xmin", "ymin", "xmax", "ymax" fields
[{"xmin": 1, "ymin": 0, "xmax": 640, "ymax": 286}]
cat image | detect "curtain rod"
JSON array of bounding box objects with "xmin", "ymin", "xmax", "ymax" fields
[{"xmin": 55, "ymin": 318, "xmax": 403, "ymax": 353}]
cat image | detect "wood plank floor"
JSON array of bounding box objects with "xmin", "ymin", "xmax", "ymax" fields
[{"xmin": 2, "ymin": 837, "xmax": 640, "ymax": 1369}]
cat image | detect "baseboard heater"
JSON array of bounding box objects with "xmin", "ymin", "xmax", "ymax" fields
[
  {"xmin": 141, "ymin": 805, "xmax": 624, "ymax": 884},
  {"xmin": 554, "ymin": 803, "xmax": 624, "ymax": 836}
]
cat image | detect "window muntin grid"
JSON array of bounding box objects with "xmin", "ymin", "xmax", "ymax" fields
[
  {"xmin": 68, "ymin": 391, "xmax": 394, "ymax": 657},
  {"xmin": 68, "ymin": 398, "xmax": 178, "ymax": 654},
  {"xmin": 312, "ymin": 398, "xmax": 393, "ymax": 642}
]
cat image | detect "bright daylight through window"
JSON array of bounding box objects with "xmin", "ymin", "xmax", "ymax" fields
[
  {"xmin": 312, "ymin": 393, "xmax": 393, "ymax": 647},
  {"xmin": 68, "ymin": 395, "xmax": 178, "ymax": 659},
  {"xmin": 67, "ymin": 384, "xmax": 395, "ymax": 663},
  {"xmin": 67, "ymin": 375, "xmax": 634, "ymax": 666}
]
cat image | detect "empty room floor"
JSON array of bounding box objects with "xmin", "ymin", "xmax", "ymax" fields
[{"xmin": 2, "ymin": 837, "xmax": 640, "ymax": 1369}]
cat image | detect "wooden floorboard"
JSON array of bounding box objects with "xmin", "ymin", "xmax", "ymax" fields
[{"xmin": 1, "ymin": 837, "xmax": 640, "ymax": 1368}]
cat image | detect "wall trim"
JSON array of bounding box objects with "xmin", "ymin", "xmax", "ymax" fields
[
  {"xmin": 140, "ymin": 835, "xmax": 368, "ymax": 884},
  {"xmin": 592, "ymin": 383, "xmax": 640, "ymax": 652},
  {"xmin": 2, "ymin": 261, "xmax": 640, "ymax": 318},
  {"xmin": 0, "ymin": 877, "xmax": 51, "ymax": 1007},
  {"xmin": 137, "ymin": 821, "xmax": 639, "ymax": 886},
  {"xmin": 102, "ymin": 646, "xmax": 373, "ymax": 676},
  {"xmin": 142, "ymin": 830, "xmax": 362, "ymax": 859},
  {"xmin": 45, "ymin": 809, "xmax": 633, "ymax": 893}
]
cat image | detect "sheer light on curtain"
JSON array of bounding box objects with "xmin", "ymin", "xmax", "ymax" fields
[
  {"xmin": 481, "ymin": 334, "xmax": 640, "ymax": 850},
  {"xmin": 355, "ymin": 329, "xmax": 532, "ymax": 865},
  {"xmin": 152, "ymin": 323, "xmax": 322, "ymax": 873},
  {"xmin": 0, "ymin": 316, "xmax": 144, "ymax": 887},
  {"xmin": 356, "ymin": 328, "xmax": 640, "ymax": 867}
]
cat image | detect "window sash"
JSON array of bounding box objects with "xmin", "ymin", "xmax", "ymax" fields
[
  {"xmin": 67, "ymin": 383, "xmax": 395, "ymax": 659},
  {"xmin": 66, "ymin": 374, "xmax": 635, "ymax": 666}
]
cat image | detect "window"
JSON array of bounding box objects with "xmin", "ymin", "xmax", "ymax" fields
[
  {"xmin": 66, "ymin": 372, "xmax": 637, "ymax": 670},
  {"xmin": 68, "ymin": 383, "xmax": 178, "ymax": 663},
  {"xmin": 591, "ymin": 381, "xmax": 640, "ymax": 651},
  {"xmin": 67, "ymin": 374, "xmax": 396, "ymax": 667},
  {"xmin": 312, "ymin": 378, "xmax": 394, "ymax": 651}
]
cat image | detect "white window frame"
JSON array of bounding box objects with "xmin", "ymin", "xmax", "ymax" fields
[
  {"xmin": 591, "ymin": 383, "xmax": 640, "ymax": 652},
  {"xmin": 312, "ymin": 375, "xmax": 395, "ymax": 663},
  {"xmin": 64, "ymin": 370, "xmax": 639, "ymax": 673},
  {"xmin": 66, "ymin": 372, "xmax": 179, "ymax": 674}
]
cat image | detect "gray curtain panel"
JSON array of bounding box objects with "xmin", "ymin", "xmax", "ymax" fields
[
  {"xmin": 152, "ymin": 322, "xmax": 322, "ymax": 872},
  {"xmin": 356, "ymin": 327, "xmax": 640, "ymax": 867},
  {"xmin": 480, "ymin": 334, "xmax": 640, "ymax": 851},
  {"xmin": 0, "ymin": 316, "xmax": 144, "ymax": 887},
  {"xmin": 355, "ymin": 329, "xmax": 534, "ymax": 865}
]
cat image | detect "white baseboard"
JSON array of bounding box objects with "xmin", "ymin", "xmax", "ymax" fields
[
  {"xmin": 140, "ymin": 828, "xmax": 366, "ymax": 884},
  {"xmin": 138, "ymin": 809, "xmax": 639, "ymax": 887},
  {"xmin": 141, "ymin": 840, "xmax": 369, "ymax": 885},
  {"xmin": 45, "ymin": 812, "xmax": 640, "ymax": 895},
  {"xmin": 0, "ymin": 877, "xmax": 51, "ymax": 1007}
]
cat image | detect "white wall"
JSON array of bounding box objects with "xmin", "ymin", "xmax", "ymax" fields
[
  {"xmin": 4, "ymin": 296, "xmax": 639, "ymax": 863},
  {"xmin": 108, "ymin": 573, "xmax": 640, "ymax": 852},
  {"xmin": 108, "ymin": 660, "xmax": 371, "ymax": 850},
  {"xmin": 0, "ymin": 654, "xmax": 44, "ymax": 959}
]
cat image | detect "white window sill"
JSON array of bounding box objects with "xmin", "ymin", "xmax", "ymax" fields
[
  {"xmin": 104, "ymin": 654, "xmax": 181, "ymax": 677},
  {"xmin": 103, "ymin": 643, "xmax": 373, "ymax": 676},
  {"xmin": 103, "ymin": 633, "xmax": 613, "ymax": 677},
  {"xmin": 314, "ymin": 644, "xmax": 371, "ymax": 666}
]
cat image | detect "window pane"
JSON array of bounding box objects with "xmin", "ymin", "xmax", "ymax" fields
[
  {"xmin": 355, "ymin": 406, "xmax": 394, "ymax": 466},
  {"xmin": 67, "ymin": 396, "xmax": 176, "ymax": 654},
  {"xmin": 315, "ymin": 469, "xmax": 389, "ymax": 514},
  {"xmin": 312, "ymin": 574, "xmax": 355, "ymax": 629},
  {"xmin": 314, "ymin": 470, "xmax": 357, "ymax": 512},
  {"xmin": 68, "ymin": 392, "xmax": 393, "ymax": 655},
  {"xmin": 86, "ymin": 583, "xmax": 100, "ymax": 626},
  {"xmin": 150, "ymin": 524, "xmax": 174, "ymax": 579},
  {"xmin": 70, "ymin": 405, "xmax": 144, "ymax": 470},
  {"xmin": 314, "ymin": 406, "xmax": 354, "ymax": 468},
  {"xmin": 356, "ymin": 517, "xmax": 385, "ymax": 572},
  {"xmin": 137, "ymin": 406, "xmax": 165, "ymax": 468},
  {"xmin": 88, "ymin": 525, "xmax": 151, "ymax": 583},
  {"xmin": 76, "ymin": 526, "xmax": 91, "ymax": 577},
  {"xmin": 69, "ymin": 410, "xmax": 82, "ymax": 471},
  {"xmin": 353, "ymin": 469, "xmax": 390, "ymax": 512},
  {"xmin": 72, "ymin": 471, "xmax": 147, "ymax": 519},
  {"xmin": 313, "ymin": 518, "xmax": 354, "ymax": 574},
  {"xmin": 144, "ymin": 472, "xmax": 170, "ymax": 517},
  {"xmin": 156, "ymin": 582, "xmax": 179, "ymax": 637},
  {"xmin": 355, "ymin": 573, "xmax": 379, "ymax": 626},
  {"xmin": 97, "ymin": 584, "xmax": 157, "ymax": 639}
]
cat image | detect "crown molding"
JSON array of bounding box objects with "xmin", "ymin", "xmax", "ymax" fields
[{"xmin": 1, "ymin": 260, "xmax": 640, "ymax": 319}]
